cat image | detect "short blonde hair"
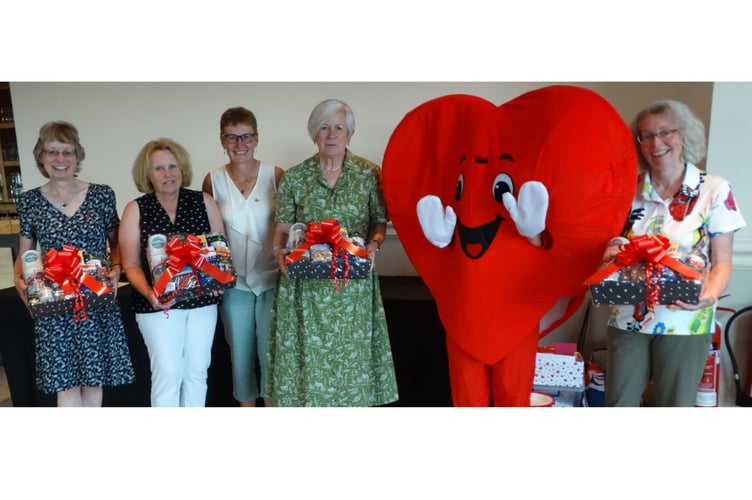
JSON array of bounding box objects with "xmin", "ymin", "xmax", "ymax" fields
[{"xmin": 132, "ymin": 138, "xmax": 193, "ymax": 193}]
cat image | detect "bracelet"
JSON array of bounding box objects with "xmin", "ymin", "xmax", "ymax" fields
[
  {"xmin": 111, "ymin": 263, "xmax": 122, "ymax": 269},
  {"xmin": 368, "ymin": 239, "xmax": 382, "ymax": 251}
]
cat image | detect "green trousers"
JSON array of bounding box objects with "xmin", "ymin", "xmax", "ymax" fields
[{"xmin": 606, "ymin": 326, "xmax": 711, "ymax": 407}]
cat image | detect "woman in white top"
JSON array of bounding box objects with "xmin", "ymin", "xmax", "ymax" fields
[{"xmin": 202, "ymin": 107, "xmax": 284, "ymax": 407}]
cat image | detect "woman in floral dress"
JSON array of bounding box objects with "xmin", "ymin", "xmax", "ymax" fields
[
  {"xmin": 266, "ymin": 99, "xmax": 398, "ymax": 407},
  {"xmin": 13, "ymin": 121, "xmax": 135, "ymax": 406}
]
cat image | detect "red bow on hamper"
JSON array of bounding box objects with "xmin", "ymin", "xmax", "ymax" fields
[
  {"xmin": 584, "ymin": 234, "xmax": 705, "ymax": 311},
  {"xmin": 44, "ymin": 245, "xmax": 113, "ymax": 323},
  {"xmin": 284, "ymin": 218, "xmax": 369, "ymax": 289},
  {"xmin": 152, "ymin": 234, "xmax": 235, "ymax": 301}
]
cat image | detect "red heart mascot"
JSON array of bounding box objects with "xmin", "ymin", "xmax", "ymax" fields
[{"xmin": 382, "ymin": 85, "xmax": 637, "ymax": 406}]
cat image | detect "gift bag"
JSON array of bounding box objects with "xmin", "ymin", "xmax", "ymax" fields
[
  {"xmin": 533, "ymin": 343, "xmax": 586, "ymax": 407},
  {"xmin": 534, "ymin": 345, "xmax": 585, "ymax": 387}
]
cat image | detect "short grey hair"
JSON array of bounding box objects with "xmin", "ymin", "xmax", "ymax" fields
[
  {"xmin": 631, "ymin": 99, "xmax": 707, "ymax": 171},
  {"xmin": 307, "ymin": 98, "xmax": 356, "ymax": 142}
]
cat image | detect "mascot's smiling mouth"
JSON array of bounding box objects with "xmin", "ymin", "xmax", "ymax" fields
[{"xmin": 457, "ymin": 215, "xmax": 503, "ymax": 259}]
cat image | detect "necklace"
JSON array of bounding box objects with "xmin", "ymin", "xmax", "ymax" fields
[
  {"xmin": 58, "ymin": 190, "xmax": 78, "ymax": 208},
  {"xmin": 48, "ymin": 187, "xmax": 78, "ymax": 209},
  {"xmin": 58, "ymin": 194, "xmax": 75, "ymax": 209},
  {"xmin": 321, "ymin": 163, "xmax": 342, "ymax": 173},
  {"xmin": 227, "ymin": 167, "xmax": 256, "ymax": 194}
]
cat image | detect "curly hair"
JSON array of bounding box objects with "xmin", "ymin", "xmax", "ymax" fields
[{"xmin": 631, "ymin": 99, "xmax": 707, "ymax": 171}]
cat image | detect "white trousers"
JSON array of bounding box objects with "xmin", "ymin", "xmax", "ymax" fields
[{"xmin": 136, "ymin": 305, "xmax": 217, "ymax": 407}]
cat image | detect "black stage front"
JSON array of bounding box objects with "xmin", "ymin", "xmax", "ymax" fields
[{"xmin": 0, "ymin": 277, "xmax": 452, "ymax": 407}]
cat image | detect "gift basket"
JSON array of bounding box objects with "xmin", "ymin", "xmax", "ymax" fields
[
  {"xmin": 585, "ymin": 234, "xmax": 706, "ymax": 308},
  {"xmin": 150, "ymin": 232, "xmax": 236, "ymax": 305},
  {"xmin": 284, "ymin": 219, "xmax": 371, "ymax": 285},
  {"xmin": 22, "ymin": 245, "xmax": 116, "ymax": 321}
]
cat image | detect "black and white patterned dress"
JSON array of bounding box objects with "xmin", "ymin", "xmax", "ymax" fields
[{"xmin": 17, "ymin": 183, "xmax": 136, "ymax": 394}]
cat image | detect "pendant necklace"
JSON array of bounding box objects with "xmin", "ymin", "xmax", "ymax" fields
[
  {"xmin": 54, "ymin": 190, "xmax": 75, "ymax": 209},
  {"xmin": 59, "ymin": 190, "xmax": 78, "ymax": 209},
  {"xmin": 228, "ymin": 167, "xmax": 255, "ymax": 194}
]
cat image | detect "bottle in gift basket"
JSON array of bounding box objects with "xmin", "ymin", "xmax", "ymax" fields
[
  {"xmin": 351, "ymin": 232, "xmax": 365, "ymax": 248},
  {"xmin": 25, "ymin": 276, "xmax": 46, "ymax": 305},
  {"xmin": 82, "ymin": 258, "xmax": 113, "ymax": 290},
  {"xmin": 350, "ymin": 232, "xmax": 367, "ymax": 261},
  {"xmin": 147, "ymin": 234, "xmax": 169, "ymax": 281},
  {"xmin": 21, "ymin": 250, "xmax": 52, "ymax": 305},
  {"xmin": 287, "ymin": 223, "xmax": 307, "ymax": 251}
]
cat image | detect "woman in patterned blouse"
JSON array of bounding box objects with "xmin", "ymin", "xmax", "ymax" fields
[{"xmin": 604, "ymin": 100, "xmax": 746, "ymax": 406}]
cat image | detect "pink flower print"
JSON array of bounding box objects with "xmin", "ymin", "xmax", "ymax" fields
[{"xmin": 725, "ymin": 191, "xmax": 738, "ymax": 211}]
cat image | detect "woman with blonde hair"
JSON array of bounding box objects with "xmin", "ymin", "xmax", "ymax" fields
[{"xmin": 120, "ymin": 138, "xmax": 226, "ymax": 407}]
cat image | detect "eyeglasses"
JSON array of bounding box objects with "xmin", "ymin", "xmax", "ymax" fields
[
  {"xmin": 222, "ymin": 133, "xmax": 257, "ymax": 144},
  {"xmin": 637, "ymin": 128, "xmax": 678, "ymax": 144},
  {"xmin": 44, "ymin": 149, "xmax": 76, "ymax": 159}
]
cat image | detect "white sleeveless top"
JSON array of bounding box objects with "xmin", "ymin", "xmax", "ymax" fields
[{"xmin": 209, "ymin": 162, "xmax": 278, "ymax": 294}]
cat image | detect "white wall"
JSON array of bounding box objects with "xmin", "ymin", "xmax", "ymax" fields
[
  {"xmin": 8, "ymin": 83, "xmax": 752, "ymax": 405},
  {"xmin": 17, "ymin": 81, "xmax": 752, "ymax": 405},
  {"xmin": 705, "ymin": 83, "xmax": 752, "ymax": 406},
  {"xmin": 9, "ymin": 82, "xmax": 715, "ymax": 276}
]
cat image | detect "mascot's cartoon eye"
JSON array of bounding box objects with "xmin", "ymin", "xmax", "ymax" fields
[
  {"xmin": 492, "ymin": 173, "xmax": 514, "ymax": 203},
  {"xmin": 455, "ymin": 173, "xmax": 464, "ymax": 200}
]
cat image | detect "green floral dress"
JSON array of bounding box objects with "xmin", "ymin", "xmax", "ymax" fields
[{"xmin": 266, "ymin": 150, "xmax": 399, "ymax": 406}]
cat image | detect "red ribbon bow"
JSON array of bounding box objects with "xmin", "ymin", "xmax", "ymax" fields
[
  {"xmin": 584, "ymin": 234, "xmax": 704, "ymax": 311},
  {"xmin": 152, "ymin": 234, "xmax": 235, "ymax": 301},
  {"xmin": 44, "ymin": 245, "xmax": 113, "ymax": 323},
  {"xmin": 284, "ymin": 219, "xmax": 369, "ymax": 289}
]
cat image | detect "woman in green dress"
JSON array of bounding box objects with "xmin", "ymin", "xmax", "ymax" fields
[{"xmin": 266, "ymin": 98, "xmax": 399, "ymax": 407}]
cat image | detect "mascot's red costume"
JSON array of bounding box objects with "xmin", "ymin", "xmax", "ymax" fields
[{"xmin": 381, "ymin": 85, "xmax": 637, "ymax": 406}]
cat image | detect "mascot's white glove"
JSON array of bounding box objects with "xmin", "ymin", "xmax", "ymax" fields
[
  {"xmin": 417, "ymin": 195, "xmax": 456, "ymax": 248},
  {"xmin": 502, "ymin": 181, "xmax": 549, "ymax": 238}
]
